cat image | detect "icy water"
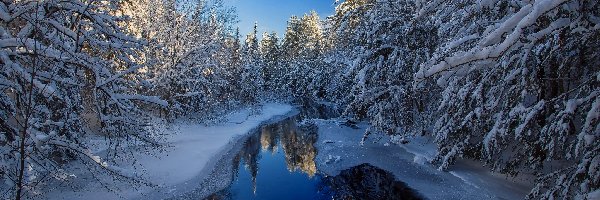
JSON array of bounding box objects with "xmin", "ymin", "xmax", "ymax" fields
[
  {"xmin": 205, "ymin": 117, "xmax": 422, "ymax": 200},
  {"xmin": 206, "ymin": 118, "xmax": 330, "ymax": 199}
]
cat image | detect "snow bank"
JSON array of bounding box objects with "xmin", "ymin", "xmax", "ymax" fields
[
  {"xmin": 393, "ymin": 134, "xmax": 534, "ymax": 199},
  {"xmin": 314, "ymin": 118, "xmax": 533, "ymax": 200},
  {"xmin": 137, "ymin": 103, "xmax": 292, "ymax": 187},
  {"xmin": 43, "ymin": 103, "xmax": 294, "ymax": 200}
]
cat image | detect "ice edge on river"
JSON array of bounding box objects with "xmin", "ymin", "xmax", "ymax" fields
[
  {"xmin": 43, "ymin": 103, "xmax": 296, "ymax": 200},
  {"xmin": 313, "ymin": 118, "xmax": 534, "ymax": 200}
]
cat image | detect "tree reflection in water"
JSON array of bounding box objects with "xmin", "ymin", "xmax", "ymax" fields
[
  {"xmin": 278, "ymin": 119, "xmax": 318, "ymax": 177},
  {"xmin": 207, "ymin": 117, "xmax": 321, "ymax": 199},
  {"xmin": 205, "ymin": 118, "xmax": 423, "ymax": 200},
  {"xmin": 232, "ymin": 118, "xmax": 320, "ymax": 194},
  {"xmin": 240, "ymin": 132, "xmax": 261, "ymax": 194},
  {"xmin": 256, "ymin": 118, "xmax": 318, "ymax": 177}
]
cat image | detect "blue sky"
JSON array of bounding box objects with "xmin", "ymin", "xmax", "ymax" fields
[{"xmin": 224, "ymin": 0, "xmax": 338, "ymax": 39}]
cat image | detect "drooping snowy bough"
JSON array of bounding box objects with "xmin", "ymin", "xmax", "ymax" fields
[
  {"xmin": 0, "ymin": 0, "xmax": 166, "ymax": 198},
  {"xmin": 415, "ymin": 0, "xmax": 599, "ymax": 198}
]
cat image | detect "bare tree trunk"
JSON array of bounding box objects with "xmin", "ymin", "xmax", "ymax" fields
[
  {"xmin": 15, "ymin": 65, "xmax": 34, "ymax": 200},
  {"xmin": 15, "ymin": 125, "xmax": 27, "ymax": 200},
  {"xmin": 16, "ymin": 17, "xmax": 38, "ymax": 198}
]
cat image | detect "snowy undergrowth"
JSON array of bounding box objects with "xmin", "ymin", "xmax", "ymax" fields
[
  {"xmin": 41, "ymin": 103, "xmax": 293, "ymax": 200},
  {"xmin": 314, "ymin": 118, "xmax": 534, "ymax": 200}
]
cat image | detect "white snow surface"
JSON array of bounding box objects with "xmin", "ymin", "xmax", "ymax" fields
[
  {"xmin": 314, "ymin": 119, "xmax": 534, "ymax": 200},
  {"xmin": 42, "ymin": 103, "xmax": 293, "ymax": 200}
]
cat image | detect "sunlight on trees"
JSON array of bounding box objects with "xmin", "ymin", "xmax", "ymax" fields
[{"xmin": 0, "ymin": 0, "xmax": 597, "ymax": 199}]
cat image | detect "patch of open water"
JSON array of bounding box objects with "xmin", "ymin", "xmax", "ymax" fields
[{"xmin": 205, "ymin": 117, "xmax": 422, "ymax": 200}]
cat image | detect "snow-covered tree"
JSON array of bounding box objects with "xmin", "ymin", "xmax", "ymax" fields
[
  {"xmin": 289, "ymin": 0, "xmax": 599, "ymax": 198},
  {"xmin": 298, "ymin": 11, "xmax": 324, "ymax": 59},
  {"xmin": 279, "ymin": 11, "xmax": 327, "ymax": 99},
  {"xmin": 259, "ymin": 31, "xmax": 281, "ymax": 95},
  {"xmin": 322, "ymin": 0, "xmax": 439, "ymax": 142},
  {"xmin": 281, "ymin": 16, "xmax": 302, "ymax": 61},
  {"xmin": 125, "ymin": 0, "xmax": 240, "ymax": 120},
  {"xmin": 0, "ymin": 0, "xmax": 166, "ymax": 198},
  {"xmin": 415, "ymin": 0, "xmax": 599, "ymax": 198},
  {"xmin": 239, "ymin": 22, "xmax": 264, "ymax": 104}
]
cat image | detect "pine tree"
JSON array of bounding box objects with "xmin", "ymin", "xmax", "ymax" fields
[
  {"xmin": 240, "ymin": 22, "xmax": 264, "ymax": 104},
  {"xmin": 260, "ymin": 31, "xmax": 281, "ymax": 94},
  {"xmin": 279, "ymin": 11, "xmax": 326, "ymax": 99},
  {"xmin": 298, "ymin": 11, "xmax": 324, "ymax": 59},
  {"xmin": 282, "ymin": 16, "xmax": 302, "ymax": 61}
]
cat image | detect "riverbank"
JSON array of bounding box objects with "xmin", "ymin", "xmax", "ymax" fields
[
  {"xmin": 42, "ymin": 103, "xmax": 294, "ymax": 200},
  {"xmin": 313, "ymin": 119, "xmax": 534, "ymax": 200}
]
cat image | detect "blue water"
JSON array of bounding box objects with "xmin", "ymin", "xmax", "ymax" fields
[
  {"xmin": 207, "ymin": 117, "xmax": 422, "ymax": 200},
  {"xmin": 228, "ymin": 141, "xmax": 328, "ymax": 200},
  {"xmin": 210, "ymin": 118, "xmax": 332, "ymax": 200}
]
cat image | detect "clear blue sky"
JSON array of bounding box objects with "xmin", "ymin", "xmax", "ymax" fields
[{"xmin": 224, "ymin": 0, "xmax": 338, "ymax": 39}]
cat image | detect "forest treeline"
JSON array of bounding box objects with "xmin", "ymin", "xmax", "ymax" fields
[{"xmin": 0, "ymin": 0, "xmax": 598, "ymax": 199}]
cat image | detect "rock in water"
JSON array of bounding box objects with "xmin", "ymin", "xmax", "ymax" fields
[{"xmin": 324, "ymin": 163, "xmax": 423, "ymax": 200}]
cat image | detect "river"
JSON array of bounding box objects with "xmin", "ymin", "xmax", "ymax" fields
[{"xmin": 203, "ymin": 116, "xmax": 423, "ymax": 200}]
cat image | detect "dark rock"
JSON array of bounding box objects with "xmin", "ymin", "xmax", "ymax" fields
[{"xmin": 325, "ymin": 163, "xmax": 423, "ymax": 200}]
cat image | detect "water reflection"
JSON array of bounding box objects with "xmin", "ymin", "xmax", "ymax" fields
[
  {"xmin": 206, "ymin": 118, "xmax": 422, "ymax": 200},
  {"xmin": 260, "ymin": 126, "xmax": 278, "ymax": 153},
  {"xmin": 281, "ymin": 120, "xmax": 318, "ymax": 177},
  {"xmin": 208, "ymin": 117, "xmax": 325, "ymax": 199},
  {"xmin": 239, "ymin": 132, "xmax": 261, "ymax": 193}
]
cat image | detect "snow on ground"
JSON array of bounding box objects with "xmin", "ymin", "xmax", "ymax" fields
[
  {"xmin": 314, "ymin": 119, "xmax": 534, "ymax": 200},
  {"xmin": 42, "ymin": 103, "xmax": 294, "ymax": 200}
]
